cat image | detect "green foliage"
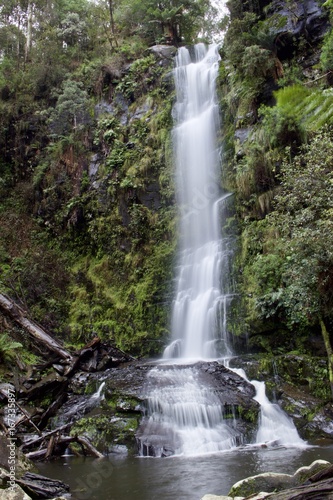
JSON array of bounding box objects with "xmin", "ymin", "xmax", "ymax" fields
[
  {"xmin": 223, "ymin": 10, "xmax": 285, "ymax": 116},
  {"xmin": 68, "ymin": 222, "xmax": 175, "ymax": 355},
  {"xmin": 115, "ymin": 0, "xmax": 215, "ymax": 45},
  {"xmin": 241, "ymin": 129, "xmax": 333, "ymax": 334},
  {"xmin": 47, "ymin": 79, "xmax": 90, "ymax": 137},
  {"xmin": 0, "ymin": 333, "xmax": 22, "ymax": 363},
  {"xmin": 57, "ymin": 12, "xmax": 88, "ymax": 47},
  {"xmin": 320, "ymin": 0, "xmax": 333, "ymax": 72},
  {"xmin": 271, "ymin": 84, "xmax": 333, "ymax": 132},
  {"xmin": 116, "ymin": 55, "xmax": 162, "ymax": 100}
]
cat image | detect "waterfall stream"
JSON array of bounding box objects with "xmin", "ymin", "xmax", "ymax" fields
[
  {"xmin": 163, "ymin": 43, "xmax": 233, "ymax": 361},
  {"xmin": 137, "ymin": 44, "xmax": 305, "ymax": 457},
  {"xmin": 231, "ymin": 368, "xmax": 305, "ymax": 447}
]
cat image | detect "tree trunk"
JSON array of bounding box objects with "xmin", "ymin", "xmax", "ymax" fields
[
  {"xmin": 24, "ymin": 1, "xmax": 33, "ymax": 63},
  {"xmin": 108, "ymin": 0, "xmax": 118, "ymax": 47},
  {"xmin": 320, "ymin": 317, "xmax": 333, "ymax": 400},
  {"xmin": 0, "ymin": 293, "xmax": 72, "ymax": 363}
]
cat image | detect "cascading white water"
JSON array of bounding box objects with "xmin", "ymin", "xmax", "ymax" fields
[
  {"xmin": 231, "ymin": 367, "xmax": 305, "ymax": 446},
  {"xmin": 138, "ymin": 43, "xmax": 305, "ymax": 457},
  {"xmin": 253, "ymin": 380, "xmax": 305, "ymax": 445},
  {"xmin": 163, "ymin": 43, "xmax": 234, "ymax": 361},
  {"xmin": 137, "ymin": 44, "xmax": 240, "ymax": 457},
  {"xmin": 138, "ymin": 367, "xmax": 240, "ymax": 457}
]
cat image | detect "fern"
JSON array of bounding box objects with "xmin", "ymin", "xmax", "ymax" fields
[
  {"xmin": 0, "ymin": 333, "xmax": 23, "ymax": 362},
  {"xmin": 274, "ymin": 84, "xmax": 333, "ymax": 132}
]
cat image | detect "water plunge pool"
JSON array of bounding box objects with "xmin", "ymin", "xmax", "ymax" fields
[{"xmin": 37, "ymin": 441, "xmax": 333, "ymax": 500}]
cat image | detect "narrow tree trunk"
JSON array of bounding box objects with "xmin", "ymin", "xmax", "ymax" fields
[
  {"xmin": 24, "ymin": 1, "xmax": 33, "ymax": 63},
  {"xmin": 320, "ymin": 317, "xmax": 333, "ymax": 400},
  {"xmin": 108, "ymin": 0, "xmax": 118, "ymax": 47}
]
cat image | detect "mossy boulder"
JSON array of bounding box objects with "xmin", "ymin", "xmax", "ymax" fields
[
  {"xmin": 228, "ymin": 472, "xmax": 294, "ymax": 498},
  {"xmin": 228, "ymin": 460, "xmax": 332, "ymax": 498},
  {"xmin": 70, "ymin": 412, "xmax": 140, "ymax": 454}
]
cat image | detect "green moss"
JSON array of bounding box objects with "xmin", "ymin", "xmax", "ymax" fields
[
  {"xmin": 103, "ymin": 392, "xmax": 142, "ymax": 413},
  {"xmin": 70, "ymin": 413, "xmax": 139, "ymax": 452}
]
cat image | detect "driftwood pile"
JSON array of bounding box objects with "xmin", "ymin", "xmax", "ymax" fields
[
  {"xmin": 21, "ymin": 424, "xmax": 104, "ymax": 460},
  {"xmin": 0, "ymin": 292, "xmax": 135, "ymax": 462},
  {"xmin": 0, "ymin": 292, "xmax": 134, "ymax": 377}
]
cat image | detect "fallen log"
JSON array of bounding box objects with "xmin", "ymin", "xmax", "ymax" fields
[
  {"xmin": 23, "ymin": 432, "xmax": 104, "ymax": 460},
  {"xmin": 45, "ymin": 435, "xmax": 56, "ymax": 460},
  {"xmin": 0, "ymin": 293, "xmax": 72, "ymax": 363},
  {"xmin": 13, "ymin": 400, "xmax": 42, "ymax": 435},
  {"xmin": 38, "ymin": 391, "xmax": 68, "ymax": 430},
  {"xmin": 24, "ymin": 436, "xmax": 74, "ymax": 460},
  {"xmin": 21, "ymin": 423, "xmax": 72, "ymax": 451},
  {"xmin": 76, "ymin": 435, "xmax": 104, "ymax": 458}
]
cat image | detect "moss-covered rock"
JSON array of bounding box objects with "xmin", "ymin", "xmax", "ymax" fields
[{"xmin": 228, "ymin": 459, "xmax": 332, "ymax": 498}]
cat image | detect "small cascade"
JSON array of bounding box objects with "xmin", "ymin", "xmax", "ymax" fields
[
  {"xmin": 253, "ymin": 379, "xmax": 305, "ymax": 446},
  {"xmin": 91, "ymin": 381, "xmax": 106, "ymax": 400},
  {"xmin": 137, "ymin": 367, "xmax": 240, "ymax": 457},
  {"xmin": 232, "ymin": 367, "xmax": 306, "ymax": 447},
  {"xmin": 53, "ymin": 380, "xmax": 106, "ymax": 426}
]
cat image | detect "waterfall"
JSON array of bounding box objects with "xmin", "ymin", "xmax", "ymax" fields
[
  {"xmin": 163, "ymin": 43, "xmax": 234, "ymax": 361},
  {"xmin": 137, "ymin": 367, "xmax": 240, "ymax": 457},
  {"xmin": 91, "ymin": 381, "xmax": 106, "ymax": 400},
  {"xmin": 137, "ymin": 43, "xmax": 305, "ymax": 457},
  {"xmin": 231, "ymin": 368, "xmax": 305, "ymax": 447},
  {"xmin": 137, "ymin": 44, "xmax": 240, "ymax": 457}
]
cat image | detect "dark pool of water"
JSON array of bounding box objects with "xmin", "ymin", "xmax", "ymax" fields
[{"xmin": 36, "ymin": 441, "xmax": 333, "ymax": 500}]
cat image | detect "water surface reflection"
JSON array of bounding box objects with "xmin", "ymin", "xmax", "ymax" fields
[{"xmin": 37, "ymin": 443, "xmax": 333, "ymax": 500}]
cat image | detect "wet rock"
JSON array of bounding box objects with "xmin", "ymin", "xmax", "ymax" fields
[
  {"xmin": 18, "ymin": 373, "xmax": 67, "ymax": 401},
  {"xmin": 88, "ymin": 154, "xmax": 100, "ymax": 179},
  {"xmin": 234, "ymin": 127, "xmax": 252, "ymax": 145},
  {"xmin": 129, "ymin": 99, "xmax": 154, "ymax": 122},
  {"xmin": 229, "ymin": 354, "xmax": 333, "ymax": 441},
  {"xmin": 293, "ymin": 459, "xmax": 332, "ymax": 483},
  {"xmin": 94, "ymin": 100, "xmax": 114, "ymax": 117},
  {"xmin": 135, "ymin": 361, "xmax": 260, "ymax": 456},
  {"xmin": 228, "ymin": 459, "xmax": 332, "ymax": 498},
  {"xmin": 103, "ymin": 362, "xmax": 152, "ymax": 398},
  {"xmin": 201, "ymin": 496, "xmax": 236, "ymax": 500},
  {"xmin": 0, "ymin": 485, "xmax": 32, "ymax": 500},
  {"xmin": 16, "ymin": 472, "xmax": 70, "ymax": 499},
  {"xmin": 267, "ymin": 0, "xmax": 329, "ymax": 60},
  {"xmin": 229, "ymin": 472, "xmax": 295, "ymax": 498},
  {"xmin": 94, "ymin": 93, "xmax": 129, "ymax": 125},
  {"xmin": 0, "ymin": 383, "xmax": 15, "ymax": 401},
  {"xmin": 0, "ymin": 466, "xmax": 9, "ymax": 487},
  {"xmin": 52, "ymin": 390, "xmax": 104, "ymax": 425},
  {"xmin": 104, "ymin": 361, "xmax": 258, "ymax": 413},
  {"xmin": 137, "ymin": 182, "xmax": 161, "ymax": 210},
  {"xmin": 70, "ymin": 412, "xmax": 140, "ymax": 455},
  {"xmin": 0, "ymin": 434, "xmax": 9, "ymax": 470},
  {"xmin": 149, "ymin": 45, "xmax": 177, "ymax": 61},
  {"xmin": 302, "ymin": 403, "xmax": 333, "ymax": 439}
]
